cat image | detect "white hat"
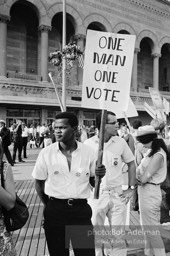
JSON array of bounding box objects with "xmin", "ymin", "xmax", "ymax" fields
[
  {"xmin": 136, "ymin": 125, "xmax": 157, "ymax": 137},
  {"xmin": 0, "ymin": 120, "xmax": 6, "ymax": 124}
]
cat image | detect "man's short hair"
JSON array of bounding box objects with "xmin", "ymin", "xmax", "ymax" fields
[
  {"xmin": 120, "ymin": 122, "xmax": 127, "ymax": 127},
  {"xmin": 132, "ymin": 119, "xmax": 142, "ymax": 129},
  {"xmin": 55, "ymin": 112, "xmax": 78, "ymax": 128},
  {"xmin": 96, "ymin": 111, "xmax": 116, "ymax": 130}
]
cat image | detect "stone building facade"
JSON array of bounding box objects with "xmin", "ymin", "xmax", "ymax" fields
[{"xmin": 1, "ymin": 0, "xmax": 170, "ymax": 127}]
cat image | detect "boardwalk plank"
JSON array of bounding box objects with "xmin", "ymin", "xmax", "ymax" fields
[
  {"xmin": 14, "ymin": 181, "xmax": 36, "ymax": 255},
  {"xmin": 28, "ymin": 201, "xmax": 45, "ymax": 256},
  {"xmin": 36, "ymin": 225, "xmax": 47, "ymax": 256},
  {"xmin": 14, "ymin": 180, "xmax": 24, "ymax": 191},
  {"xmin": 15, "ymin": 180, "xmax": 29, "ymax": 197},
  {"xmin": 13, "ymin": 180, "xmax": 34, "ymax": 246},
  {"xmin": 17, "ymin": 190, "xmax": 39, "ymax": 255}
]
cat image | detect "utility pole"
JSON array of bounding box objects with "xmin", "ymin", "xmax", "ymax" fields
[{"xmin": 62, "ymin": 0, "xmax": 66, "ymax": 111}]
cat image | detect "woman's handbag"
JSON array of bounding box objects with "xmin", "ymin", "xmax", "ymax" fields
[{"xmin": 1, "ymin": 162, "xmax": 29, "ymax": 232}]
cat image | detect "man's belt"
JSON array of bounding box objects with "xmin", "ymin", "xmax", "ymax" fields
[
  {"xmin": 49, "ymin": 197, "xmax": 87, "ymax": 206},
  {"xmin": 137, "ymin": 179, "xmax": 160, "ymax": 186},
  {"xmin": 146, "ymin": 182, "xmax": 160, "ymax": 186}
]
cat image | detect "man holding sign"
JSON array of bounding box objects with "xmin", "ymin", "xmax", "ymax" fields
[
  {"xmin": 82, "ymin": 30, "xmax": 136, "ymax": 256},
  {"xmin": 85, "ymin": 111, "xmax": 136, "ymax": 256}
]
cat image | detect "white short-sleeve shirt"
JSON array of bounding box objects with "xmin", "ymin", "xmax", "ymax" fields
[
  {"xmin": 137, "ymin": 148, "xmax": 167, "ymax": 184},
  {"xmin": 84, "ymin": 135, "xmax": 135, "ymax": 188},
  {"xmin": 32, "ymin": 142, "xmax": 96, "ymax": 199}
]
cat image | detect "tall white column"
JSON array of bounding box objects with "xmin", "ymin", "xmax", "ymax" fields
[
  {"xmin": 152, "ymin": 53, "xmax": 161, "ymax": 90},
  {"xmin": 75, "ymin": 34, "xmax": 85, "ymax": 85},
  {"xmin": 41, "ymin": 108, "xmax": 48, "ymax": 125},
  {"xmin": 39, "ymin": 25, "xmax": 51, "ymax": 82},
  {"xmin": 132, "ymin": 48, "xmax": 140, "ymax": 92},
  {"xmin": 0, "ymin": 15, "xmax": 9, "ymax": 77}
]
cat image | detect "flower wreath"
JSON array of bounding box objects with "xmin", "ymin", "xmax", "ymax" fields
[{"xmin": 49, "ymin": 42, "xmax": 82, "ymax": 73}]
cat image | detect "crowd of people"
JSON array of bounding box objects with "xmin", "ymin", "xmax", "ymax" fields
[
  {"xmin": 0, "ymin": 112, "xmax": 170, "ymax": 255},
  {"xmin": 0, "ymin": 120, "xmax": 57, "ymax": 166},
  {"xmin": 32, "ymin": 112, "xmax": 170, "ymax": 256}
]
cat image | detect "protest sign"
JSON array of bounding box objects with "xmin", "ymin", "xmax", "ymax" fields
[
  {"xmin": 144, "ymin": 102, "xmax": 156, "ymax": 119},
  {"xmin": 149, "ymin": 88, "xmax": 164, "ymax": 110},
  {"xmin": 126, "ymin": 97, "xmax": 138, "ymax": 118},
  {"xmin": 155, "ymin": 109, "xmax": 166, "ymax": 121},
  {"xmin": 122, "ymin": 98, "xmax": 138, "ymax": 133},
  {"xmin": 149, "ymin": 88, "xmax": 169, "ymax": 120},
  {"xmin": 81, "ymin": 30, "xmax": 136, "ymax": 113},
  {"xmin": 163, "ymin": 97, "xmax": 170, "ymax": 115},
  {"xmin": 118, "ymin": 97, "xmax": 138, "ymax": 119}
]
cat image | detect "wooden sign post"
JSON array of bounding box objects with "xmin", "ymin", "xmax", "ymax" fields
[{"xmin": 94, "ymin": 109, "xmax": 107, "ymax": 199}]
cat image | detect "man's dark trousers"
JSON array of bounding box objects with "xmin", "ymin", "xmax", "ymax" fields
[
  {"xmin": 13, "ymin": 138, "xmax": 23, "ymax": 162},
  {"xmin": 44, "ymin": 198, "xmax": 95, "ymax": 256},
  {"xmin": 22, "ymin": 137, "xmax": 28, "ymax": 158}
]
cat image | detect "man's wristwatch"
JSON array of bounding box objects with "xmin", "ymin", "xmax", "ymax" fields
[{"xmin": 128, "ymin": 185, "xmax": 136, "ymax": 190}]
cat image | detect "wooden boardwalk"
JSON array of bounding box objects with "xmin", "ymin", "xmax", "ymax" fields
[
  {"xmin": 13, "ymin": 180, "xmax": 48, "ymax": 256},
  {"xmin": 13, "ymin": 179, "xmax": 143, "ymax": 256}
]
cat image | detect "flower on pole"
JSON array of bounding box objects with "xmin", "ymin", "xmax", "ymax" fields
[
  {"xmin": 62, "ymin": 42, "xmax": 82, "ymax": 60},
  {"xmin": 49, "ymin": 50, "xmax": 63, "ymax": 67},
  {"xmin": 49, "ymin": 42, "xmax": 82, "ymax": 74}
]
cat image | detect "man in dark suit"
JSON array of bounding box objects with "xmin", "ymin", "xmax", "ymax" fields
[
  {"xmin": 0, "ymin": 120, "xmax": 13, "ymax": 166},
  {"xmin": 12, "ymin": 120, "xmax": 25, "ymax": 163}
]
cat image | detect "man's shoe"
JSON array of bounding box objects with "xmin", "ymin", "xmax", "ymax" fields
[{"xmin": 19, "ymin": 160, "xmax": 25, "ymax": 162}]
